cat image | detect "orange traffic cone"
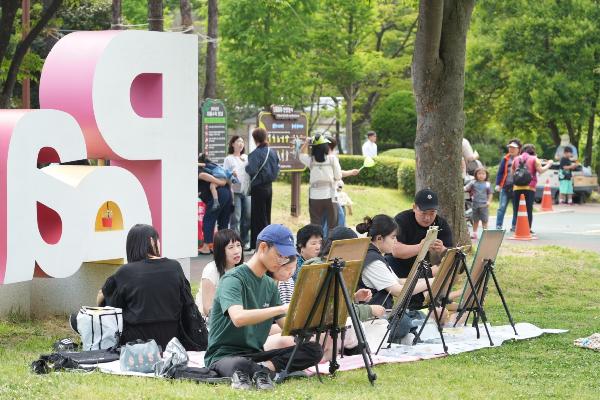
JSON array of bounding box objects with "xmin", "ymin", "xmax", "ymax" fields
[
  {"xmin": 540, "ymin": 179, "xmax": 554, "ymax": 211},
  {"xmin": 509, "ymin": 194, "xmax": 535, "ymax": 240}
]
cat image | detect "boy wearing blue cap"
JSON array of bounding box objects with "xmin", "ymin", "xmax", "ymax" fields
[{"xmin": 205, "ymin": 224, "xmax": 323, "ymax": 390}]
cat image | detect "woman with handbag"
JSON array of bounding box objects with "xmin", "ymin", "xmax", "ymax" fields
[
  {"xmin": 223, "ymin": 136, "xmax": 251, "ymax": 250},
  {"xmin": 98, "ymin": 224, "xmax": 193, "ymax": 349},
  {"xmin": 246, "ymin": 128, "xmax": 280, "ymax": 250}
]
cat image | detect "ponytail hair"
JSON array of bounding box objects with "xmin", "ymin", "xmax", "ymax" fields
[{"xmin": 355, "ymin": 214, "xmax": 398, "ymax": 241}]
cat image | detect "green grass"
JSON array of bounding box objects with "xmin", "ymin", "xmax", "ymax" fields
[
  {"xmin": 1, "ymin": 245, "xmax": 599, "ymax": 399},
  {"xmin": 379, "ymin": 148, "xmax": 416, "ymax": 159}
]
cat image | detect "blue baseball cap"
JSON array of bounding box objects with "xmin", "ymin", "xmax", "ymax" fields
[{"xmin": 257, "ymin": 224, "xmax": 296, "ymax": 257}]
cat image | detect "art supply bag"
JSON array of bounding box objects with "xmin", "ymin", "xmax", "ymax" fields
[
  {"xmin": 120, "ymin": 339, "xmax": 161, "ymax": 373},
  {"xmin": 75, "ymin": 306, "xmax": 123, "ymax": 351}
]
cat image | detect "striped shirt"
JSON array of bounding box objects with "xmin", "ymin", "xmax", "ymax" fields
[{"xmin": 278, "ymin": 278, "xmax": 295, "ymax": 305}]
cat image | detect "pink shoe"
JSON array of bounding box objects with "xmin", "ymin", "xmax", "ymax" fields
[{"xmin": 470, "ymin": 233, "xmax": 478, "ymax": 240}]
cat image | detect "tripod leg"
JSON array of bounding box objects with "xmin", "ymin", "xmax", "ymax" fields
[
  {"xmin": 423, "ymin": 271, "xmax": 448, "ymax": 353},
  {"xmin": 469, "ymin": 268, "xmax": 494, "ymax": 346},
  {"xmin": 276, "ymin": 334, "xmax": 307, "ymax": 383},
  {"xmin": 490, "ymin": 268, "xmax": 518, "ymax": 335},
  {"xmin": 336, "ymin": 269, "xmax": 377, "ymax": 385},
  {"xmin": 329, "ymin": 273, "xmax": 340, "ymax": 376},
  {"xmin": 413, "ymin": 307, "xmax": 433, "ymax": 345}
]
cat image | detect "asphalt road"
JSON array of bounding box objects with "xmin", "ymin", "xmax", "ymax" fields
[{"xmin": 486, "ymin": 203, "xmax": 600, "ymax": 253}]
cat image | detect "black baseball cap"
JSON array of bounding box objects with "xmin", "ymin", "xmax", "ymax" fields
[{"xmin": 414, "ymin": 189, "xmax": 439, "ymax": 211}]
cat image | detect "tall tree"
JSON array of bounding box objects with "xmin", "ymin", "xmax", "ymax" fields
[
  {"xmin": 203, "ymin": 0, "xmax": 217, "ymax": 99},
  {"xmin": 112, "ymin": 0, "xmax": 123, "ymax": 29},
  {"xmin": 0, "ymin": 0, "xmax": 63, "ymax": 108},
  {"xmin": 148, "ymin": 0, "xmax": 163, "ymax": 31},
  {"xmin": 412, "ymin": 0, "xmax": 474, "ymax": 244},
  {"xmin": 180, "ymin": 0, "xmax": 193, "ymax": 32}
]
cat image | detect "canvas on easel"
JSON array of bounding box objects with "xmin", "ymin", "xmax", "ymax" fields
[
  {"xmin": 282, "ymin": 259, "xmax": 363, "ymax": 336},
  {"xmin": 458, "ymin": 230, "xmax": 504, "ymax": 310},
  {"xmin": 326, "ymin": 237, "xmax": 370, "ymax": 263},
  {"xmin": 430, "ymin": 245, "xmax": 471, "ymax": 301}
]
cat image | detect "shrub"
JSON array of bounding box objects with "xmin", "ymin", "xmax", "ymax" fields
[
  {"xmin": 379, "ymin": 148, "xmax": 415, "ymax": 159},
  {"xmin": 396, "ymin": 158, "xmax": 416, "ymax": 197},
  {"xmin": 371, "ymin": 91, "xmax": 417, "ymax": 147},
  {"xmin": 340, "ymin": 155, "xmax": 403, "ymax": 188}
]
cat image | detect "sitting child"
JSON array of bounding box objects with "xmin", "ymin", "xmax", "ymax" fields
[{"xmin": 198, "ymin": 154, "xmax": 237, "ymax": 212}]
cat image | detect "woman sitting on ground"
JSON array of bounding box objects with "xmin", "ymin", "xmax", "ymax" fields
[
  {"xmin": 196, "ymin": 229, "xmax": 244, "ymax": 318},
  {"xmin": 97, "ymin": 224, "xmax": 193, "ymax": 349}
]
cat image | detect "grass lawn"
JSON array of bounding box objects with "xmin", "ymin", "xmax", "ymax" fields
[{"xmin": 1, "ymin": 245, "xmax": 599, "ymax": 399}]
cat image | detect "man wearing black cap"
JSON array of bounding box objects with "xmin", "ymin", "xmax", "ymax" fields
[
  {"xmin": 205, "ymin": 224, "xmax": 323, "ymax": 390},
  {"xmin": 386, "ymin": 189, "xmax": 454, "ymax": 307}
]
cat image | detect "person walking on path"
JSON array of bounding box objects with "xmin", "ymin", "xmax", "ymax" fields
[
  {"xmin": 511, "ymin": 144, "xmax": 552, "ymax": 233},
  {"xmin": 495, "ymin": 139, "xmax": 521, "ymax": 231},
  {"xmin": 361, "ymin": 131, "xmax": 378, "ymax": 157},
  {"xmin": 246, "ymin": 128, "xmax": 280, "ymax": 250},
  {"xmin": 224, "ymin": 136, "xmax": 251, "ymax": 249}
]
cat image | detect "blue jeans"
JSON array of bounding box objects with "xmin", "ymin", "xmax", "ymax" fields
[
  {"xmin": 230, "ymin": 192, "xmax": 251, "ymax": 246},
  {"xmin": 203, "ymin": 187, "xmax": 233, "ymax": 244},
  {"xmin": 321, "ymin": 203, "xmax": 343, "ymax": 239},
  {"xmin": 496, "ymin": 188, "xmax": 514, "ymax": 229}
]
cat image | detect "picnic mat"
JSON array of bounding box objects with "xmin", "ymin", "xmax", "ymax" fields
[{"xmin": 89, "ymin": 321, "xmax": 567, "ymax": 377}]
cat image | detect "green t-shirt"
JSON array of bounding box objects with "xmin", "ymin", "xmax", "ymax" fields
[{"xmin": 204, "ymin": 264, "xmax": 283, "ymax": 367}]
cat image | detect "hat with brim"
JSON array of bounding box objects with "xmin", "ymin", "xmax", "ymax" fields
[
  {"xmin": 415, "ymin": 189, "xmax": 439, "ymax": 211},
  {"xmin": 507, "ymin": 142, "xmax": 519, "ymax": 148},
  {"xmin": 257, "ymin": 224, "xmax": 296, "ymax": 257}
]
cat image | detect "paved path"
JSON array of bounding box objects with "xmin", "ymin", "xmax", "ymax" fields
[{"xmin": 483, "ymin": 203, "xmax": 600, "ymax": 253}]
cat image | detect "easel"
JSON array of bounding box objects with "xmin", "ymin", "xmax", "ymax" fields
[
  {"xmin": 411, "ymin": 247, "xmax": 470, "ymax": 348},
  {"xmin": 276, "ymin": 257, "xmax": 377, "ymax": 385},
  {"xmin": 454, "ymin": 257, "xmax": 518, "ymax": 344},
  {"xmin": 376, "ymin": 227, "xmax": 442, "ymax": 353}
]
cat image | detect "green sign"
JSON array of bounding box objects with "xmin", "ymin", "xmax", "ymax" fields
[{"xmin": 200, "ymin": 99, "xmax": 227, "ymax": 164}]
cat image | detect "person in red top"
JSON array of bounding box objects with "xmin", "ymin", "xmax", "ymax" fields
[
  {"xmin": 511, "ymin": 144, "xmax": 552, "ymax": 232},
  {"xmin": 494, "ymin": 139, "xmax": 521, "ymax": 231}
]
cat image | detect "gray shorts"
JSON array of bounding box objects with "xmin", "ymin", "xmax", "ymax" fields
[{"xmin": 472, "ymin": 206, "xmax": 489, "ymax": 223}]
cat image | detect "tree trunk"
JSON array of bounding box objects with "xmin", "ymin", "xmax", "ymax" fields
[
  {"xmin": 0, "ymin": 0, "xmax": 63, "ymax": 109},
  {"xmin": 412, "ymin": 0, "xmax": 475, "ymax": 246},
  {"xmin": 148, "ymin": 0, "xmax": 163, "ymax": 32},
  {"xmin": 332, "ymin": 96, "xmax": 343, "ymax": 154},
  {"xmin": 547, "ymin": 120, "xmax": 561, "ymax": 146},
  {"xmin": 180, "ymin": 0, "xmax": 193, "ymax": 33},
  {"xmin": 204, "ymin": 0, "xmax": 219, "ymax": 98},
  {"xmin": 343, "ymin": 87, "xmax": 354, "ymax": 154},
  {"xmin": 0, "ymin": 1, "xmax": 19, "ymax": 74},
  {"xmin": 112, "ymin": 0, "xmax": 123, "ymax": 29},
  {"xmin": 565, "ymin": 119, "xmax": 579, "ymax": 152},
  {"xmin": 584, "ymin": 77, "xmax": 599, "ymax": 166}
]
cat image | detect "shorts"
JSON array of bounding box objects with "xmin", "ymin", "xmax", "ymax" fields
[
  {"xmin": 472, "ymin": 206, "xmax": 489, "ymax": 224},
  {"xmin": 559, "ymin": 179, "xmax": 574, "ymax": 195}
]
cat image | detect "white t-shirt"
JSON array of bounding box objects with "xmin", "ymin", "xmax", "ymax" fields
[
  {"xmin": 223, "ymin": 154, "xmax": 250, "ymax": 194},
  {"xmin": 362, "ymin": 140, "xmax": 377, "ymax": 158},
  {"xmin": 299, "ymin": 154, "xmax": 342, "ymax": 199},
  {"xmin": 361, "ymin": 259, "xmax": 398, "ymax": 292},
  {"xmin": 195, "ymin": 261, "xmax": 221, "ymax": 316}
]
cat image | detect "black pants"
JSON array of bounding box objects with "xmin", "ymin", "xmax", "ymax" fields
[
  {"xmin": 210, "ymin": 342, "xmax": 323, "ymax": 378},
  {"xmin": 512, "ymin": 189, "xmax": 534, "ymax": 230},
  {"xmin": 250, "ymin": 183, "xmax": 272, "ymax": 249}
]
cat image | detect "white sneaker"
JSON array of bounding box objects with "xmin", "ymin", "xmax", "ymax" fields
[{"xmin": 400, "ymin": 333, "xmax": 415, "ymax": 346}]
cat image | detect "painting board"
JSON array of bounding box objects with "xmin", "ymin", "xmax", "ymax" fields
[
  {"xmin": 458, "ymin": 230, "xmax": 505, "ymax": 310},
  {"xmin": 429, "ymin": 245, "xmax": 471, "ymax": 302},
  {"xmin": 282, "ymin": 259, "xmax": 363, "ymax": 336},
  {"xmin": 326, "ymin": 237, "xmax": 370, "ymax": 263},
  {"xmin": 389, "ymin": 226, "xmax": 439, "ymax": 315}
]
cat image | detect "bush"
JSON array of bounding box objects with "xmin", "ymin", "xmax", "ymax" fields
[
  {"xmin": 379, "ymin": 148, "xmax": 415, "ymax": 159},
  {"xmin": 371, "ymin": 91, "xmax": 417, "ymax": 147},
  {"xmin": 396, "ymin": 159, "xmax": 416, "ymax": 197},
  {"xmin": 340, "ymin": 155, "xmax": 403, "ymax": 188}
]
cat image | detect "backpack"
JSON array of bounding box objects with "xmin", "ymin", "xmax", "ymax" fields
[
  {"xmin": 513, "ymin": 157, "xmax": 533, "ymax": 186},
  {"xmin": 179, "ymin": 279, "xmax": 209, "ymax": 351}
]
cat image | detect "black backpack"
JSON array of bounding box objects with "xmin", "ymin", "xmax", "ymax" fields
[
  {"xmin": 513, "ymin": 157, "xmax": 533, "ymax": 186},
  {"xmin": 179, "ymin": 279, "xmax": 209, "ymax": 351}
]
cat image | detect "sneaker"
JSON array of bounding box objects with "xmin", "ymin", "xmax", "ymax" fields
[
  {"xmin": 470, "ymin": 233, "xmax": 478, "ymax": 240},
  {"xmin": 231, "ymin": 370, "xmax": 252, "ymax": 390},
  {"xmin": 253, "ymin": 370, "xmax": 275, "ymax": 390},
  {"xmin": 510, "ymin": 227, "xmax": 515, "ymax": 232}
]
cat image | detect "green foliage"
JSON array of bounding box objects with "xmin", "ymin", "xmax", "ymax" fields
[
  {"xmin": 396, "ymin": 158, "xmax": 415, "ymax": 197},
  {"xmin": 339, "ymin": 155, "xmax": 403, "ymax": 188},
  {"xmin": 59, "ymin": 0, "xmax": 111, "ymax": 30},
  {"xmin": 379, "ymin": 147, "xmax": 415, "ymax": 159},
  {"xmin": 371, "ymin": 90, "xmax": 416, "ymax": 146}
]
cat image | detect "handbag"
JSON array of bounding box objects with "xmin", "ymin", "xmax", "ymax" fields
[
  {"xmin": 244, "ymin": 147, "xmax": 271, "ymax": 195},
  {"xmin": 179, "ymin": 279, "xmax": 209, "ymax": 351},
  {"xmin": 75, "ymin": 306, "xmax": 123, "ymax": 351},
  {"xmin": 120, "ymin": 339, "xmax": 161, "ymax": 373}
]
